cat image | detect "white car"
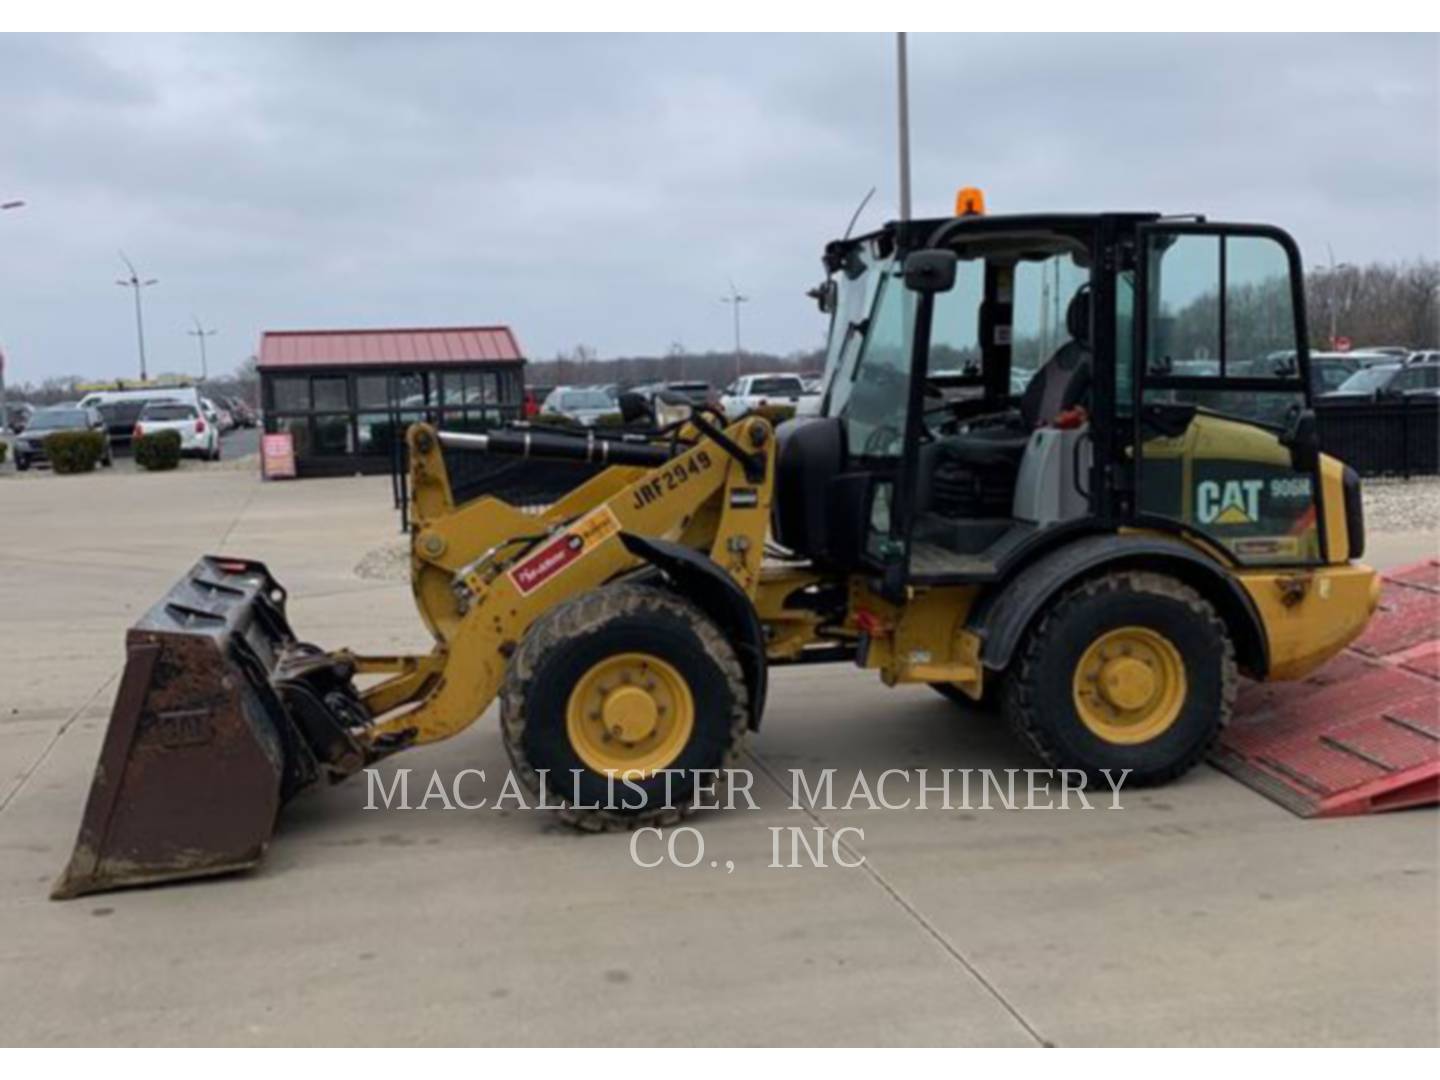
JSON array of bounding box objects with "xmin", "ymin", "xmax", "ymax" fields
[
  {"xmin": 135, "ymin": 401, "xmax": 221, "ymax": 460},
  {"xmin": 719, "ymin": 373, "xmax": 816, "ymax": 419}
]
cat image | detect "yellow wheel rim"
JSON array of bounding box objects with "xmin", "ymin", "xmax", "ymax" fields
[
  {"xmin": 565, "ymin": 652, "xmax": 695, "ymax": 778},
  {"xmin": 1072, "ymin": 626, "xmax": 1186, "ymax": 745}
]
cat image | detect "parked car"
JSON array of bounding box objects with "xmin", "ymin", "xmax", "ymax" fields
[
  {"xmin": 1323, "ymin": 361, "xmax": 1440, "ymax": 401},
  {"xmin": 720, "ymin": 373, "xmax": 813, "ymax": 419},
  {"xmin": 660, "ymin": 381, "xmax": 714, "ymax": 407},
  {"xmin": 135, "ymin": 401, "xmax": 221, "ymax": 460},
  {"xmin": 219, "ymin": 396, "xmax": 257, "ymax": 427},
  {"xmin": 1307, "ymin": 355, "xmax": 1362, "ymax": 396},
  {"xmin": 12, "ymin": 406, "xmax": 113, "ymax": 470},
  {"xmin": 1407, "ymin": 350, "xmax": 1440, "ymax": 366},
  {"xmin": 523, "ymin": 385, "xmax": 553, "ymax": 419},
  {"xmin": 202, "ymin": 397, "xmax": 236, "ymax": 433},
  {"xmin": 1347, "ymin": 351, "xmax": 1407, "ymax": 369},
  {"xmin": 80, "ymin": 386, "xmax": 203, "ymax": 447},
  {"xmin": 5, "ymin": 402, "xmax": 34, "ymax": 433},
  {"xmin": 1260, "ymin": 352, "xmax": 1361, "ymax": 396},
  {"xmin": 539, "ymin": 386, "xmax": 617, "ymax": 426}
]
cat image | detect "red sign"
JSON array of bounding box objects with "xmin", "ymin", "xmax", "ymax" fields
[
  {"xmin": 507, "ymin": 507, "xmax": 620, "ymax": 596},
  {"xmin": 1331, "ymin": 336, "xmax": 1352, "ymax": 353},
  {"xmin": 261, "ymin": 433, "xmax": 297, "ymax": 479}
]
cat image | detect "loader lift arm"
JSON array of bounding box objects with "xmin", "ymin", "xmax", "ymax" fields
[{"xmin": 340, "ymin": 417, "xmax": 777, "ymax": 750}]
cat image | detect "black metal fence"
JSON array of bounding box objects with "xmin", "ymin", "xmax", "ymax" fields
[
  {"xmin": 390, "ymin": 421, "xmax": 602, "ymax": 532},
  {"xmin": 1317, "ymin": 398, "xmax": 1440, "ymax": 478}
]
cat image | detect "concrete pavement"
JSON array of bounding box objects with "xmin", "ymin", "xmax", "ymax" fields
[{"xmin": 0, "ymin": 464, "xmax": 1435, "ymax": 1045}]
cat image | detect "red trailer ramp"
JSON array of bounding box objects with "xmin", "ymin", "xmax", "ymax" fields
[{"xmin": 1213, "ymin": 559, "xmax": 1440, "ymax": 817}]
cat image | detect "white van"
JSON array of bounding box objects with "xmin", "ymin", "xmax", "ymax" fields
[{"xmin": 77, "ymin": 386, "xmax": 203, "ymax": 445}]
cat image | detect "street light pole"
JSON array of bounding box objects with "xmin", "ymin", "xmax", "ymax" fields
[
  {"xmin": 116, "ymin": 252, "xmax": 158, "ymax": 382},
  {"xmin": 896, "ymin": 32, "xmax": 912, "ymax": 223},
  {"xmin": 188, "ymin": 317, "xmax": 217, "ymax": 382},
  {"xmin": 1315, "ymin": 248, "xmax": 1355, "ymax": 347},
  {"xmin": 1, "ymin": 199, "xmax": 24, "ymax": 434},
  {"xmin": 721, "ymin": 281, "xmax": 749, "ymax": 381}
]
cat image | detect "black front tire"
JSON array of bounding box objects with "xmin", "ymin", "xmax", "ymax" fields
[
  {"xmin": 15, "ymin": 456, "xmax": 29, "ymax": 471},
  {"xmin": 500, "ymin": 582, "xmax": 749, "ymax": 831},
  {"xmin": 1003, "ymin": 571, "xmax": 1236, "ymax": 787}
]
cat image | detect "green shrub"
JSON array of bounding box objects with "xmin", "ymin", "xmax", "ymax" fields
[
  {"xmin": 134, "ymin": 429, "xmax": 183, "ymax": 471},
  {"xmin": 44, "ymin": 431, "xmax": 105, "ymax": 474},
  {"xmin": 0, "ymin": 440, "xmax": 8, "ymax": 465}
]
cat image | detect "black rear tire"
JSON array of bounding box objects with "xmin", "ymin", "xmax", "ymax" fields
[
  {"xmin": 1003, "ymin": 570, "xmax": 1236, "ymax": 787},
  {"xmin": 500, "ymin": 582, "xmax": 749, "ymax": 831}
]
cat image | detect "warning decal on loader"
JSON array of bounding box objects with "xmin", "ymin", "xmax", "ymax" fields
[{"xmin": 507, "ymin": 506, "xmax": 621, "ymax": 597}]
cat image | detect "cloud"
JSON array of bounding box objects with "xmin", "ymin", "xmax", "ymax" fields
[{"xmin": 0, "ymin": 32, "xmax": 1435, "ymax": 381}]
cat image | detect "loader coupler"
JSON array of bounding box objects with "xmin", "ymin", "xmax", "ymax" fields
[{"xmin": 52, "ymin": 557, "xmax": 367, "ymax": 900}]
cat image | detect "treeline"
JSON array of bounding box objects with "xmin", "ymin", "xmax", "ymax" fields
[
  {"xmin": 1305, "ymin": 260, "xmax": 1439, "ymax": 349},
  {"xmin": 527, "ymin": 347, "xmax": 826, "ymax": 390},
  {"xmin": 1161, "ymin": 259, "xmax": 1438, "ymax": 361}
]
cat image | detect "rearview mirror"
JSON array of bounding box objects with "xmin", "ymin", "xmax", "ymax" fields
[
  {"xmin": 903, "ymin": 249, "xmax": 958, "ymax": 294},
  {"xmin": 807, "ymin": 280, "xmax": 837, "ymax": 314},
  {"xmin": 1280, "ymin": 407, "xmax": 1320, "ymax": 472}
]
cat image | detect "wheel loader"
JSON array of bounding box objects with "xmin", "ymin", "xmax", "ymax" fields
[{"xmin": 53, "ymin": 197, "xmax": 1382, "ymax": 898}]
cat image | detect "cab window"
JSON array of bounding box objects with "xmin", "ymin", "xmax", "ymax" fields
[
  {"xmin": 842, "ymin": 268, "xmax": 914, "ymax": 460},
  {"xmin": 1137, "ymin": 228, "xmax": 1320, "ymax": 565}
]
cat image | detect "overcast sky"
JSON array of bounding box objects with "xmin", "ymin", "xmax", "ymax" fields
[{"xmin": 0, "ymin": 33, "xmax": 1436, "ymax": 383}]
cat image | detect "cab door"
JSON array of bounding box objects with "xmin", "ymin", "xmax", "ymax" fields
[{"xmin": 1133, "ymin": 223, "xmax": 1327, "ymax": 564}]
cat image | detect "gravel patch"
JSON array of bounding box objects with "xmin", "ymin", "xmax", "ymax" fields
[
  {"xmin": 1362, "ymin": 476, "xmax": 1440, "ymax": 534},
  {"xmin": 356, "ymin": 541, "xmax": 410, "ymax": 582}
]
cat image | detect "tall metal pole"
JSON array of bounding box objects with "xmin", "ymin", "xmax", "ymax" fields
[
  {"xmin": 133, "ymin": 287, "xmax": 147, "ymax": 381},
  {"xmin": 0, "ymin": 200, "xmax": 24, "ymax": 434},
  {"xmin": 721, "ymin": 282, "xmax": 748, "ymax": 381},
  {"xmin": 117, "ymin": 252, "xmax": 157, "ymax": 382},
  {"xmin": 188, "ymin": 317, "xmax": 217, "ymax": 381},
  {"xmin": 896, "ymin": 33, "xmax": 912, "ymax": 223}
]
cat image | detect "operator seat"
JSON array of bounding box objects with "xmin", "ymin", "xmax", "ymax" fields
[{"xmin": 940, "ymin": 285, "xmax": 1093, "ymax": 470}]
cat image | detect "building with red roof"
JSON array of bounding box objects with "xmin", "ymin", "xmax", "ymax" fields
[{"xmin": 257, "ymin": 325, "xmax": 526, "ymax": 476}]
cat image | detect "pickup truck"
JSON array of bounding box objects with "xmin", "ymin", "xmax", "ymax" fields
[{"xmin": 719, "ymin": 373, "xmax": 818, "ymax": 421}]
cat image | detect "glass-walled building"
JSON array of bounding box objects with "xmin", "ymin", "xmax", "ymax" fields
[{"xmin": 257, "ymin": 326, "xmax": 526, "ymax": 476}]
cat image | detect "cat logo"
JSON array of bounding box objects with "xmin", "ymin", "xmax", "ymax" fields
[{"xmin": 1196, "ymin": 479, "xmax": 1263, "ymax": 526}]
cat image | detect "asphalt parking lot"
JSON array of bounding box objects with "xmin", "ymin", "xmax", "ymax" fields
[{"xmin": 0, "ymin": 464, "xmax": 1436, "ymax": 1046}]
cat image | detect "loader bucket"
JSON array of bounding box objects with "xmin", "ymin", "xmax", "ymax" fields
[{"xmin": 52, "ymin": 556, "xmax": 366, "ymax": 900}]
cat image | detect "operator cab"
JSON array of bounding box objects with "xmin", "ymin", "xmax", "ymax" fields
[{"xmin": 774, "ymin": 199, "xmax": 1334, "ymax": 598}]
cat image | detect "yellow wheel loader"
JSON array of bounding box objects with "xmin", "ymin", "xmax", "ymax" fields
[{"xmin": 54, "ymin": 203, "xmax": 1382, "ymax": 898}]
